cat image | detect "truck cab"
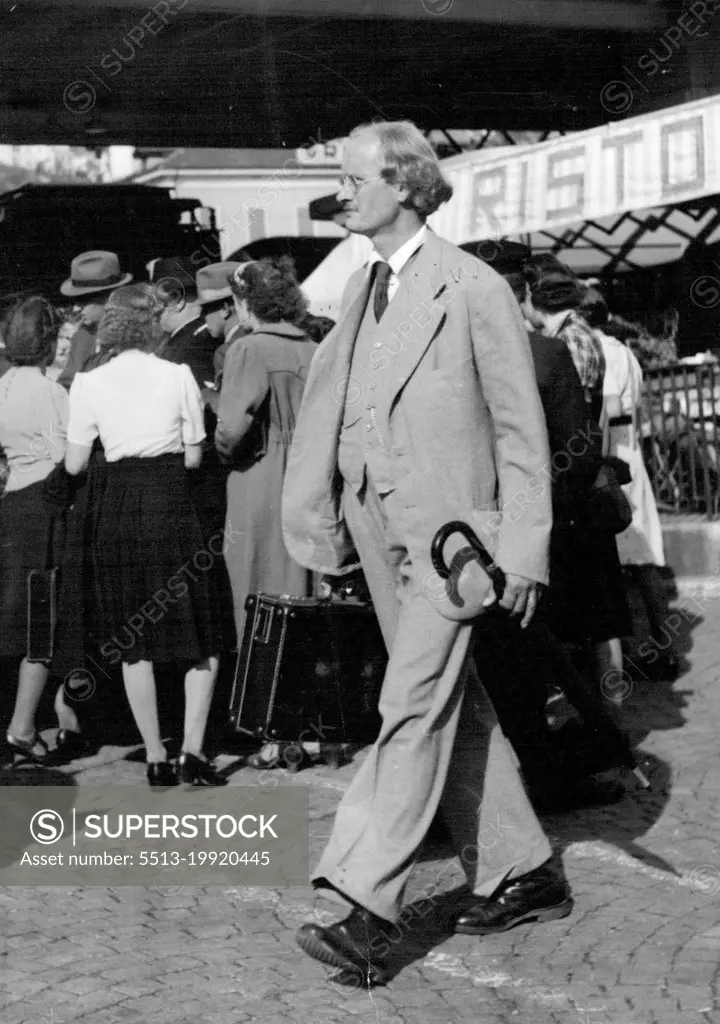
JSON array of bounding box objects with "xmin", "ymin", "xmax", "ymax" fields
[{"xmin": 0, "ymin": 183, "xmax": 220, "ymax": 309}]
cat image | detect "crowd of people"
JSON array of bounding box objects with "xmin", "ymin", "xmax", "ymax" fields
[{"xmin": 0, "ymin": 248, "xmax": 333, "ymax": 783}]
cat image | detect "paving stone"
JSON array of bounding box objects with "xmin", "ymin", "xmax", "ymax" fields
[{"xmin": 55, "ymin": 975, "xmax": 114, "ymax": 996}]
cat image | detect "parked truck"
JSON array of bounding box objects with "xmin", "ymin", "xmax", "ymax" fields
[{"xmin": 0, "ymin": 183, "xmax": 220, "ymax": 309}]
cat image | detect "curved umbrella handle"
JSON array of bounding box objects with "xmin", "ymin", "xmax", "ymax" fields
[{"xmin": 430, "ymin": 520, "xmax": 506, "ymax": 601}]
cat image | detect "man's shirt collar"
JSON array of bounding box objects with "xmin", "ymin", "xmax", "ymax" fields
[
  {"xmin": 543, "ymin": 309, "xmax": 573, "ymax": 338},
  {"xmin": 368, "ymin": 224, "xmax": 427, "ymax": 278},
  {"xmin": 169, "ymin": 314, "xmax": 205, "ymax": 340}
]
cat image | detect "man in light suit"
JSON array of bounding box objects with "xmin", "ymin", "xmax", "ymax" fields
[{"xmin": 282, "ymin": 121, "xmax": 572, "ymax": 980}]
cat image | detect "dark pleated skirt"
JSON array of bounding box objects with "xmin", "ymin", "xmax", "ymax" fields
[
  {"xmin": 542, "ymin": 523, "xmax": 633, "ymax": 644},
  {"xmin": 0, "ymin": 478, "xmax": 65, "ymax": 658},
  {"xmin": 93, "ymin": 454, "xmax": 222, "ymax": 666},
  {"xmin": 52, "ymin": 442, "xmax": 109, "ymax": 678}
]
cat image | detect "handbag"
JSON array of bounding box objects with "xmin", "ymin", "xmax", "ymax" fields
[{"xmin": 585, "ymin": 456, "xmax": 633, "ymax": 535}]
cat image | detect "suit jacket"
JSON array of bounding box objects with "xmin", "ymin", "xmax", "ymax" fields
[
  {"xmin": 157, "ymin": 316, "xmax": 216, "ymax": 389},
  {"xmin": 528, "ymin": 330, "xmax": 601, "ymax": 523},
  {"xmin": 282, "ymin": 230, "xmax": 553, "ymax": 619},
  {"xmin": 57, "ymin": 323, "xmax": 97, "ymax": 390}
]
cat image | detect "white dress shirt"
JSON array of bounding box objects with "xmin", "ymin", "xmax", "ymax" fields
[
  {"xmin": 367, "ymin": 224, "xmax": 427, "ymax": 302},
  {"xmin": 67, "ymin": 350, "xmax": 205, "ymax": 461}
]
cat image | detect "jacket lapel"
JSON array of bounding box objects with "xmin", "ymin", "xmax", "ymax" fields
[
  {"xmin": 282, "ymin": 267, "xmax": 373, "ymax": 571},
  {"xmin": 302, "ymin": 268, "xmax": 371, "ymax": 402},
  {"xmin": 372, "ymin": 232, "xmax": 456, "ymax": 427}
]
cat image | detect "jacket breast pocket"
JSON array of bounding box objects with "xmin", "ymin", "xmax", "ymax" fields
[{"xmin": 418, "ymin": 365, "xmax": 473, "ymax": 398}]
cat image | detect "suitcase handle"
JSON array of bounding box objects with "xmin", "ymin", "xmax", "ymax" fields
[{"xmin": 254, "ymin": 604, "xmax": 273, "ymax": 644}]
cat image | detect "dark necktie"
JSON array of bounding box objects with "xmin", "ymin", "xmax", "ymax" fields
[{"xmin": 373, "ymin": 261, "xmax": 392, "ymax": 322}]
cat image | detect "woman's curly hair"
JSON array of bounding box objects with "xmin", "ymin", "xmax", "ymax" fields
[
  {"xmin": 230, "ymin": 257, "xmax": 308, "ymax": 326},
  {"xmin": 2, "ymin": 295, "xmax": 58, "ymax": 367},
  {"xmin": 350, "ymin": 121, "xmax": 453, "ymax": 219},
  {"xmin": 96, "ymin": 284, "xmax": 165, "ymax": 357}
]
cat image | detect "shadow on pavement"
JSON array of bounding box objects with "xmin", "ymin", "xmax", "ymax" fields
[{"xmin": 545, "ymin": 750, "xmax": 679, "ymax": 877}]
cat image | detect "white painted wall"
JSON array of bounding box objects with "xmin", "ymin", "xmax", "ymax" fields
[{"xmin": 135, "ymin": 169, "xmax": 346, "ymax": 256}]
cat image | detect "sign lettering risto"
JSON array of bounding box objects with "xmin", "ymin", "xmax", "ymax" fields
[{"xmin": 454, "ymin": 97, "xmax": 719, "ymax": 242}]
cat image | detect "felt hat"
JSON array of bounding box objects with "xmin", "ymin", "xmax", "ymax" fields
[
  {"xmin": 196, "ymin": 262, "xmax": 242, "ymax": 307},
  {"xmin": 473, "ymin": 239, "xmax": 530, "ymax": 276},
  {"xmin": 60, "ymin": 250, "xmax": 133, "ymax": 298},
  {"xmin": 149, "ymin": 257, "xmax": 199, "ymax": 302}
]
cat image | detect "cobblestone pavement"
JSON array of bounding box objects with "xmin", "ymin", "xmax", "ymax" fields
[{"xmin": 2, "ymin": 587, "xmax": 720, "ymax": 1024}]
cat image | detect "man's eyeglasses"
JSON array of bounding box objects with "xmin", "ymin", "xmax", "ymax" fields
[{"xmin": 337, "ymin": 173, "xmax": 385, "ymax": 194}]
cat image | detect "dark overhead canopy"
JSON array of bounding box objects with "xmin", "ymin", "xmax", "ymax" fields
[{"xmin": 0, "ymin": 1, "xmax": 687, "ymax": 148}]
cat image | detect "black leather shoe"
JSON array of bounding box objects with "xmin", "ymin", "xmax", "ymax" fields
[
  {"xmin": 147, "ymin": 762, "xmax": 177, "ymax": 788},
  {"xmin": 177, "ymin": 751, "xmax": 227, "ymax": 786},
  {"xmin": 454, "ymin": 864, "xmax": 573, "ymax": 935},
  {"xmin": 56, "ymin": 729, "xmax": 95, "ymax": 760},
  {"xmin": 296, "ymin": 907, "xmax": 391, "ymax": 985},
  {"xmin": 5, "ymin": 732, "xmax": 59, "ymax": 767}
]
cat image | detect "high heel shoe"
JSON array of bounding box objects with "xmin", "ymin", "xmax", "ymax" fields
[
  {"xmin": 5, "ymin": 732, "xmax": 56, "ymax": 766},
  {"xmin": 177, "ymin": 751, "xmax": 227, "ymax": 787},
  {"xmin": 147, "ymin": 761, "xmax": 177, "ymax": 788}
]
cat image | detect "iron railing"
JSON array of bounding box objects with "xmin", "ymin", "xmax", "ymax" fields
[{"xmin": 641, "ymin": 363, "xmax": 720, "ymax": 520}]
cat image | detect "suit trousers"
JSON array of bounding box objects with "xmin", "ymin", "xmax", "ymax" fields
[{"xmin": 311, "ymin": 477, "xmax": 553, "ymax": 923}]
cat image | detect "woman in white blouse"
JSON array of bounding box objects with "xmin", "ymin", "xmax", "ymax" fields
[
  {"xmin": 0, "ymin": 297, "xmax": 68, "ymax": 765},
  {"xmin": 65, "ymin": 285, "xmax": 225, "ymax": 787}
]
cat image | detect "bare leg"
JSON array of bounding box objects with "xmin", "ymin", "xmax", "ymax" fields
[
  {"xmin": 182, "ymin": 655, "xmax": 219, "ymax": 757},
  {"xmin": 7, "ymin": 658, "xmax": 49, "ymax": 753},
  {"xmin": 122, "ymin": 660, "xmax": 166, "ymax": 763}
]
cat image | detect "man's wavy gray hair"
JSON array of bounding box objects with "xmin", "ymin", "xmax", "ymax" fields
[{"xmin": 350, "ymin": 121, "xmax": 453, "ymax": 219}]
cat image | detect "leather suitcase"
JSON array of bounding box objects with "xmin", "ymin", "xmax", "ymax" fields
[{"xmin": 229, "ymin": 593, "xmax": 387, "ymax": 744}]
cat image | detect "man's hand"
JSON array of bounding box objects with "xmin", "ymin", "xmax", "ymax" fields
[{"xmin": 483, "ymin": 574, "xmax": 542, "ymax": 629}]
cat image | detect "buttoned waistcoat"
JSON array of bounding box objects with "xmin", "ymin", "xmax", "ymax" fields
[{"xmin": 338, "ymin": 266, "xmax": 400, "ymax": 497}]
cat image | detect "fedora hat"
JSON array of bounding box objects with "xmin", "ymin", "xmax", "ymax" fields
[
  {"xmin": 61, "ymin": 251, "xmax": 133, "ymax": 298},
  {"xmin": 196, "ymin": 262, "xmax": 242, "ymax": 307},
  {"xmin": 149, "ymin": 256, "xmax": 197, "ymax": 288},
  {"xmin": 473, "ymin": 239, "xmax": 530, "ymax": 276},
  {"xmin": 148, "ymin": 256, "xmax": 199, "ymax": 303}
]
